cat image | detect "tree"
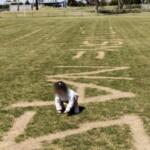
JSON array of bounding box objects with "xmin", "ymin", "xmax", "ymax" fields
[
  {"xmin": 96, "ymin": 0, "xmax": 99, "ymax": 13},
  {"xmin": 25, "ymin": 0, "xmax": 30, "ymax": 5},
  {"xmin": 85, "ymin": 0, "xmax": 90, "ymax": 5},
  {"xmin": 68, "ymin": 0, "xmax": 78, "ymax": 6},
  {"xmin": 118, "ymin": 0, "xmax": 124, "ymax": 9},
  {"xmin": 35, "ymin": 0, "xmax": 39, "ymax": 10}
]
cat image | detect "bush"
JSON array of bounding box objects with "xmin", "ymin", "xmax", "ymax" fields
[
  {"xmin": 109, "ymin": 0, "xmax": 141, "ymax": 6},
  {"xmin": 77, "ymin": 1, "xmax": 86, "ymax": 7},
  {"xmin": 0, "ymin": 4, "xmax": 9, "ymax": 11},
  {"xmin": 68, "ymin": 0, "xmax": 78, "ymax": 6},
  {"xmin": 99, "ymin": 8, "xmax": 141, "ymax": 14},
  {"xmin": 100, "ymin": 0, "xmax": 107, "ymax": 6},
  {"xmin": 11, "ymin": 3, "xmax": 23, "ymax": 5},
  {"xmin": 125, "ymin": 4, "xmax": 141, "ymax": 9},
  {"xmin": 67, "ymin": 0, "xmax": 86, "ymax": 7},
  {"xmin": 109, "ymin": 0, "xmax": 118, "ymax": 6}
]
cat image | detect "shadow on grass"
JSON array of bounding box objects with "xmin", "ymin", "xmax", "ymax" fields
[{"xmin": 68, "ymin": 106, "xmax": 85, "ymax": 116}]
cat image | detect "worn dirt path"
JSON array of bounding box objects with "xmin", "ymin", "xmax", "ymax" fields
[
  {"xmin": 0, "ymin": 111, "xmax": 35, "ymax": 149},
  {"xmin": 96, "ymin": 51, "xmax": 105, "ymax": 59},
  {"xmin": 0, "ymin": 114, "xmax": 149, "ymax": 150}
]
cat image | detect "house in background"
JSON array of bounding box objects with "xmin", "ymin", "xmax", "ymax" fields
[
  {"xmin": 43, "ymin": 0, "xmax": 67, "ymax": 7},
  {"xmin": 0, "ymin": 0, "xmax": 66, "ymax": 5},
  {"xmin": 0, "ymin": 0, "xmax": 67, "ymax": 12}
]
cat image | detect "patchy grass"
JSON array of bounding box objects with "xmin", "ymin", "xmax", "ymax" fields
[
  {"xmin": 0, "ymin": 8, "xmax": 150, "ymax": 149},
  {"xmin": 85, "ymin": 87, "xmax": 108, "ymax": 98},
  {"xmin": 43, "ymin": 125, "xmax": 132, "ymax": 150}
]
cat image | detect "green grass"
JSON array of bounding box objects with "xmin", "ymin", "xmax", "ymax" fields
[
  {"xmin": 85, "ymin": 87, "xmax": 108, "ymax": 97},
  {"xmin": 0, "ymin": 7, "xmax": 150, "ymax": 149},
  {"xmin": 43, "ymin": 125, "xmax": 132, "ymax": 150}
]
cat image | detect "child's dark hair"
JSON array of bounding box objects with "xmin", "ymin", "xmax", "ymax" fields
[{"xmin": 53, "ymin": 81, "xmax": 68, "ymax": 93}]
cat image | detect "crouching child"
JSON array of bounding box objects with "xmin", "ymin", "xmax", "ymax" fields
[{"xmin": 54, "ymin": 81, "xmax": 79, "ymax": 114}]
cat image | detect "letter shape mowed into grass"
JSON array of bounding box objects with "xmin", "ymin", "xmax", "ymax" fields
[
  {"xmin": 72, "ymin": 25, "xmax": 123, "ymax": 60},
  {"xmin": 2, "ymin": 66, "xmax": 150, "ymax": 150},
  {"xmin": 0, "ymin": 113, "xmax": 150, "ymax": 150}
]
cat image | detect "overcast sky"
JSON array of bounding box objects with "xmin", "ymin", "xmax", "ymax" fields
[{"xmin": 0, "ymin": 0, "xmax": 5, "ymax": 4}]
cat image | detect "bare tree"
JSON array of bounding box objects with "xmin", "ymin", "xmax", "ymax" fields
[
  {"xmin": 35, "ymin": 0, "xmax": 39, "ymax": 10},
  {"xmin": 118, "ymin": 0, "xmax": 124, "ymax": 9},
  {"xmin": 85, "ymin": 0, "xmax": 90, "ymax": 5},
  {"xmin": 96, "ymin": 0, "xmax": 99, "ymax": 13}
]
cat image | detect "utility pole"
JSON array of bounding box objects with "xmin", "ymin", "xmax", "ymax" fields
[
  {"xmin": 35, "ymin": 0, "xmax": 39, "ymax": 10},
  {"xmin": 17, "ymin": 0, "xmax": 20, "ymax": 11}
]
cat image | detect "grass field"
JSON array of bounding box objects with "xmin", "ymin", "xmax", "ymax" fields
[{"xmin": 0, "ymin": 7, "xmax": 150, "ymax": 150}]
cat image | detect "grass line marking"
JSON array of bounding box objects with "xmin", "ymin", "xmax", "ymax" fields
[
  {"xmin": 96, "ymin": 51, "xmax": 105, "ymax": 59},
  {"xmin": 47, "ymin": 75, "xmax": 133, "ymax": 80},
  {"xmin": 0, "ymin": 111, "xmax": 36, "ymax": 147},
  {"xmin": 101, "ymin": 41, "xmax": 109, "ymax": 46},
  {"xmin": 47, "ymin": 79, "xmax": 135, "ymax": 103},
  {"xmin": 10, "ymin": 101, "xmax": 54, "ymax": 108},
  {"xmin": 14, "ymin": 29, "xmax": 42, "ymax": 42},
  {"xmin": 54, "ymin": 66, "xmax": 108, "ymax": 68},
  {"xmin": 4, "ymin": 29, "xmax": 42, "ymax": 45},
  {"xmin": 1, "ymin": 115, "xmax": 149, "ymax": 150},
  {"xmin": 53, "ymin": 66, "xmax": 129, "ymax": 76},
  {"xmin": 9, "ymin": 66, "xmax": 134, "ymax": 109},
  {"xmin": 73, "ymin": 51, "xmax": 85, "ymax": 59},
  {"xmin": 70, "ymin": 48, "xmax": 119, "ymax": 51}
]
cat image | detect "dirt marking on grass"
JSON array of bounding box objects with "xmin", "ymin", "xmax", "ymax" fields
[
  {"xmin": 70, "ymin": 48, "xmax": 118, "ymax": 51},
  {"xmin": 96, "ymin": 51, "xmax": 105, "ymax": 59},
  {"xmin": 47, "ymin": 78, "xmax": 135, "ymax": 103},
  {"xmin": 56, "ymin": 66, "xmax": 130, "ymax": 76},
  {"xmin": 82, "ymin": 40, "xmax": 94, "ymax": 47},
  {"xmin": 4, "ymin": 29, "xmax": 42, "ymax": 46},
  {"xmin": 119, "ymin": 41, "xmax": 123, "ymax": 45},
  {"xmin": 46, "ymin": 66, "xmax": 135, "ymax": 103},
  {"xmin": 10, "ymin": 78, "xmax": 135, "ymax": 109},
  {"xmin": 73, "ymin": 51, "xmax": 85, "ymax": 59},
  {"xmin": 74, "ymin": 46, "xmax": 121, "ymax": 51},
  {"xmin": 111, "ymin": 31, "xmax": 116, "ymax": 34},
  {"xmin": 8, "ymin": 29, "xmax": 42, "ymax": 44},
  {"xmin": 85, "ymin": 37, "xmax": 98, "ymax": 40},
  {"xmin": 72, "ymin": 27, "xmax": 123, "ymax": 60},
  {"xmin": 0, "ymin": 114, "xmax": 149, "ymax": 150},
  {"xmin": 0, "ymin": 111, "xmax": 35, "ymax": 149},
  {"xmin": 10, "ymin": 101, "xmax": 54, "ymax": 108},
  {"xmin": 9, "ymin": 66, "xmax": 135, "ymax": 109},
  {"xmin": 110, "ymin": 26, "xmax": 116, "ymax": 35},
  {"xmin": 101, "ymin": 41, "xmax": 109, "ymax": 46},
  {"xmin": 47, "ymin": 75, "xmax": 133, "ymax": 80},
  {"xmin": 54, "ymin": 66, "xmax": 107, "ymax": 68},
  {"xmin": 82, "ymin": 41, "xmax": 110, "ymax": 47},
  {"xmin": 81, "ymin": 30, "xmax": 85, "ymax": 34}
]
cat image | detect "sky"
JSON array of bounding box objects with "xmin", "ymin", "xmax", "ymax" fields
[{"xmin": 0, "ymin": 0, "xmax": 5, "ymax": 4}]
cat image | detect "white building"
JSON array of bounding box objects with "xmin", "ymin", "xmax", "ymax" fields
[
  {"xmin": 0, "ymin": 0, "xmax": 40, "ymax": 4},
  {"xmin": 0, "ymin": 0, "xmax": 66, "ymax": 4}
]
